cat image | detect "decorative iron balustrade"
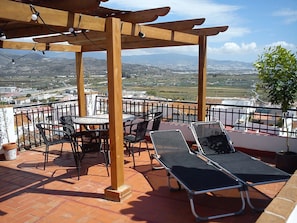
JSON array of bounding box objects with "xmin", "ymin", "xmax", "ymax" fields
[{"xmin": 13, "ymin": 96, "xmax": 297, "ymax": 150}]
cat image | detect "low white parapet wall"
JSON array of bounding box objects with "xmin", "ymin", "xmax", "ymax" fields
[
  {"xmin": 228, "ymin": 130, "xmax": 297, "ymax": 153},
  {"xmin": 158, "ymin": 122, "xmax": 297, "ymax": 153}
]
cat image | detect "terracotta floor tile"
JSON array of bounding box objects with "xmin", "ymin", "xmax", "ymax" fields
[{"xmin": 0, "ymin": 143, "xmax": 289, "ymax": 223}]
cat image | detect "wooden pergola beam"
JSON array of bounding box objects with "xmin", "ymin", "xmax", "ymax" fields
[
  {"xmin": 121, "ymin": 23, "xmax": 199, "ymax": 45},
  {"xmin": 0, "ymin": 0, "xmax": 106, "ymax": 32},
  {"xmin": 33, "ymin": 23, "xmax": 200, "ymax": 47},
  {"xmin": 0, "ymin": 40, "xmax": 81, "ymax": 52},
  {"xmin": 2, "ymin": 23, "xmax": 68, "ymax": 39},
  {"xmin": 33, "ymin": 31, "xmax": 106, "ymax": 44},
  {"xmin": 81, "ymin": 39, "xmax": 194, "ymax": 52}
]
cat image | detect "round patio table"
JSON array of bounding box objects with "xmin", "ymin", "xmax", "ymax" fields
[{"xmin": 73, "ymin": 114, "xmax": 135, "ymax": 125}]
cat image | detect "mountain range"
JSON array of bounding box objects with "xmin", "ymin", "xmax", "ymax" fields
[
  {"xmin": 0, "ymin": 51, "xmax": 254, "ymax": 77},
  {"xmin": 121, "ymin": 53, "xmax": 253, "ymax": 71}
]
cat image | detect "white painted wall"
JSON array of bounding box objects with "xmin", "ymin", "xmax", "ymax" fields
[
  {"xmin": 228, "ymin": 130, "xmax": 297, "ymax": 153},
  {"xmin": 0, "ymin": 106, "xmax": 17, "ymax": 154},
  {"xmin": 158, "ymin": 122, "xmax": 297, "ymax": 153}
]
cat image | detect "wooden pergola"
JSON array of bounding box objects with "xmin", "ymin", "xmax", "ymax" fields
[{"xmin": 0, "ymin": 0, "xmax": 228, "ymax": 201}]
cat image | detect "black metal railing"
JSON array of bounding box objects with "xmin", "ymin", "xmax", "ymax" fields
[
  {"xmin": 13, "ymin": 96, "xmax": 297, "ymax": 150},
  {"xmin": 14, "ymin": 100, "xmax": 79, "ymax": 150}
]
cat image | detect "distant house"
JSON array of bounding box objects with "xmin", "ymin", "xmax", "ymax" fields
[{"xmin": 209, "ymin": 98, "xmax": 256, "ymax": 126}]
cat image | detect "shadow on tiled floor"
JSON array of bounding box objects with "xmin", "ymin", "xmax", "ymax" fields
[{"xmin": 0, "ymin": 144, "xmax": 286, "ymax": 223}]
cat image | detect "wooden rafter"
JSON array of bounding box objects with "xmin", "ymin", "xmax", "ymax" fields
[
  {"xmin": 148, "ymin": 18, "xmax": 205, "ymax": 30},
  {"xmin": 186, "ymin": 26, "xmax": 229, "ymax": 36},
  {"xmin": 116, "ymin": 7, "xmax": 170, "ymax": 23}
]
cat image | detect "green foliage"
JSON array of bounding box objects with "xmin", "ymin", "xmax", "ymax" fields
[{"xmin": 254, "ymin": 45, "xmax": 297, "ymax": 112}]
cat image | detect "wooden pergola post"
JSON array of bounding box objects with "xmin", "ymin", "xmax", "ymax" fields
[
  {"xmin": 198, "ymin": 35, "xmax": 207, "ymax": 121},
  {"xmin": 75, "ymin": 52, "xmax": 87, "ymax": 117},
  {"xmin": 104, "ymin": 17, "xmax": 132, "ymax": 201}
]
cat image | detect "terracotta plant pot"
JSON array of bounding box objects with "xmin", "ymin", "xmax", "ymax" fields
[
  {"xmin": 2, "ymin": 142, "xmax": 18, "ymax": 161},
  {"xmin": 275, "ymin": 151, "xmax": 297, "ymax": 174}
]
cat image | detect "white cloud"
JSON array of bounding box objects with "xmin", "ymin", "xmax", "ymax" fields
[
  {"xmin": 273, "ymin": 8, "xmax": 297, "ymax": 24},
  {"xmin": 207, "ymin": 41, "xmax": 297, "ymax": 62},
  {"xmin": 210, "ymin": 26, "xmax": 251, "ymax": 43},
  {"xmin": 102, "ymin": 0, "xmax": 241, "ymax": 25},
  {"xmin": 265, "ymin": 41, "xmax": 296, "ymax": 50},
  {"xmin": 209, "ymin": 42, "xmax": 257, "ymax": 53},
  {"xmin": 208, "ymin": 42, "xmax": 259, "ymax": 62}
]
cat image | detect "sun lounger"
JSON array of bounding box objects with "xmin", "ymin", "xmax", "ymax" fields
[
  {"xmin": 190, "ymin": 121, "xmax": 291, "ymax": 210},
  {"xmin": 149, "ymin": 129, "xmax": 245, "ymax": 221}
]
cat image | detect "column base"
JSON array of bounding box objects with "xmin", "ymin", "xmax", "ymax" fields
[{"xmin": 104, "ymin": 184, "xmax": 132, "ymax": 202}]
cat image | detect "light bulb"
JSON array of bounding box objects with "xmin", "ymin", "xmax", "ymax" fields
[
  {"xmin": 138, "ymin": 32, "xmax": 145, "ymax": 38},
  {"xmin": 69, "ymin": 27, "xmax": 74, "ymax": 33},
  {"xmin": 31, "ymin": 13, "xmax": 38, "ymax": 21}
]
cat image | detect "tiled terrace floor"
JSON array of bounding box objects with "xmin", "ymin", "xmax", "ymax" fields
[{"xmin": 0, "ymin": 143, "xmax": 286, "ymax": 223}]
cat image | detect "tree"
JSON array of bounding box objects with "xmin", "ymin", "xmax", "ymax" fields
[
  {"xmin": 254, "ymin": 45, "xmax": 297, "ymax": 152},
  {"xmin": 254, "ymin": 45, "xmax": 297, "ymax": 113}
]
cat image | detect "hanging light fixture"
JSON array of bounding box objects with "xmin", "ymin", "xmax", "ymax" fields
[
  {"xmin": 68, "ymin": 27, "xmax": 77, "ymax": 36},
  {"xmin": 138, "ymin": 25, "xmax": 145, "ymax": 38},
  {"xmin": 138, "ymin": 31, "xmax": 145, "ymax": 38},
  {"xmin": 30, "ymin": 4, "xmax": 40, "ymax": 21},
  {"xmin": 0, "ymin": 30, "xmax": 6, "ymax": 40}
]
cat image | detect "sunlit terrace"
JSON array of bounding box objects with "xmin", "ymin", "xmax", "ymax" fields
[
  {"xmin": 1, "ymin": 1, "xmax": 297, "ymax": 222},
  {"xmin": 1, "ymin": 96, "xmax": 297, "ymax": 222},
  {"xmin": 0, "ymin": 136, "xmax": 290, "ymax": 223}
]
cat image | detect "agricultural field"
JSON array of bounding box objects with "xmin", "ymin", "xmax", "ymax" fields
[{"xmin": 121, "ymin": 72, "xmax": 258, "ymax": 101}]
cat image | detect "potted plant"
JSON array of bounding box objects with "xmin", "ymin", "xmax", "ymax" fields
[{"xmin": 254, "ymin": 45, "xmax": 297, "ymax": 173}]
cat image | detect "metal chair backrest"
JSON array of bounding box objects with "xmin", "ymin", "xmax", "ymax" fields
[
  {"xmin": 36, "ymin": 123, "xmax": 70, "ymax": 146},
  {"xmin": 151, "ymin": 112, "xmax": 163, "ymax": 131},
  {"xmin": 191, "ymin": 121, "xmax": 235, "ymax": 155},
  {"xmin": 150, "ymin": 129, "xmax": 190, "ymax": 153},
  {"xmin": 149, "ymin": 129, "xmax": 191, "ymax": 166},
  {"xmin": 135, "ymin": 120, "xmax": 149, "ymax": 142},
  {"xmin": 59, "ymin": 115, "xmax": 76, "ymax": 135}
]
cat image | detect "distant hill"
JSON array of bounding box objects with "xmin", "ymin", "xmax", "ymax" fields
[
  {"xmin": 122, "ymin": 53, "xmax": 254, "ymax": 72},
  {"xmin": 0, "ymin": 52, "xmax": 254, "ymax": 77}
]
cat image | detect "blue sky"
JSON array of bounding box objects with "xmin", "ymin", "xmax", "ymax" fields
[
  {"xmin": 99, "ymin": 0, "xmax": 297, "ymax": 62},
  {"xmin": 4, "ymin": 0, "xmax": 297, "ymax": 63}
]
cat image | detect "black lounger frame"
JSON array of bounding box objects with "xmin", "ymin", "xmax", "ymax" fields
[
  {"xmin": 190, "ymin": 121, "xmax": 291, "ymax": 211},
  {"xmin": 150, "ymin": 129, "xmax": 245, "ymax": 221}
]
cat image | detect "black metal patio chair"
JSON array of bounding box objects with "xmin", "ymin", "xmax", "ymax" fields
[
  {"xmin": 36, "ymin": 123, "xmax": 72, "ymax": 170},
  {"xmin": 149, "ymin": 111, "xmax": 163, "ymax": 131},
  {"xmin": 70, "ymin": 128, "xmax": 110, "ymax": 179},
  {"xmin": 124, "ymin": 120, "xmax": 149, "ymax": 168},
  {"xmin": 59, "ymin": 115, "xmax": 110, "ymax": 178}
]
